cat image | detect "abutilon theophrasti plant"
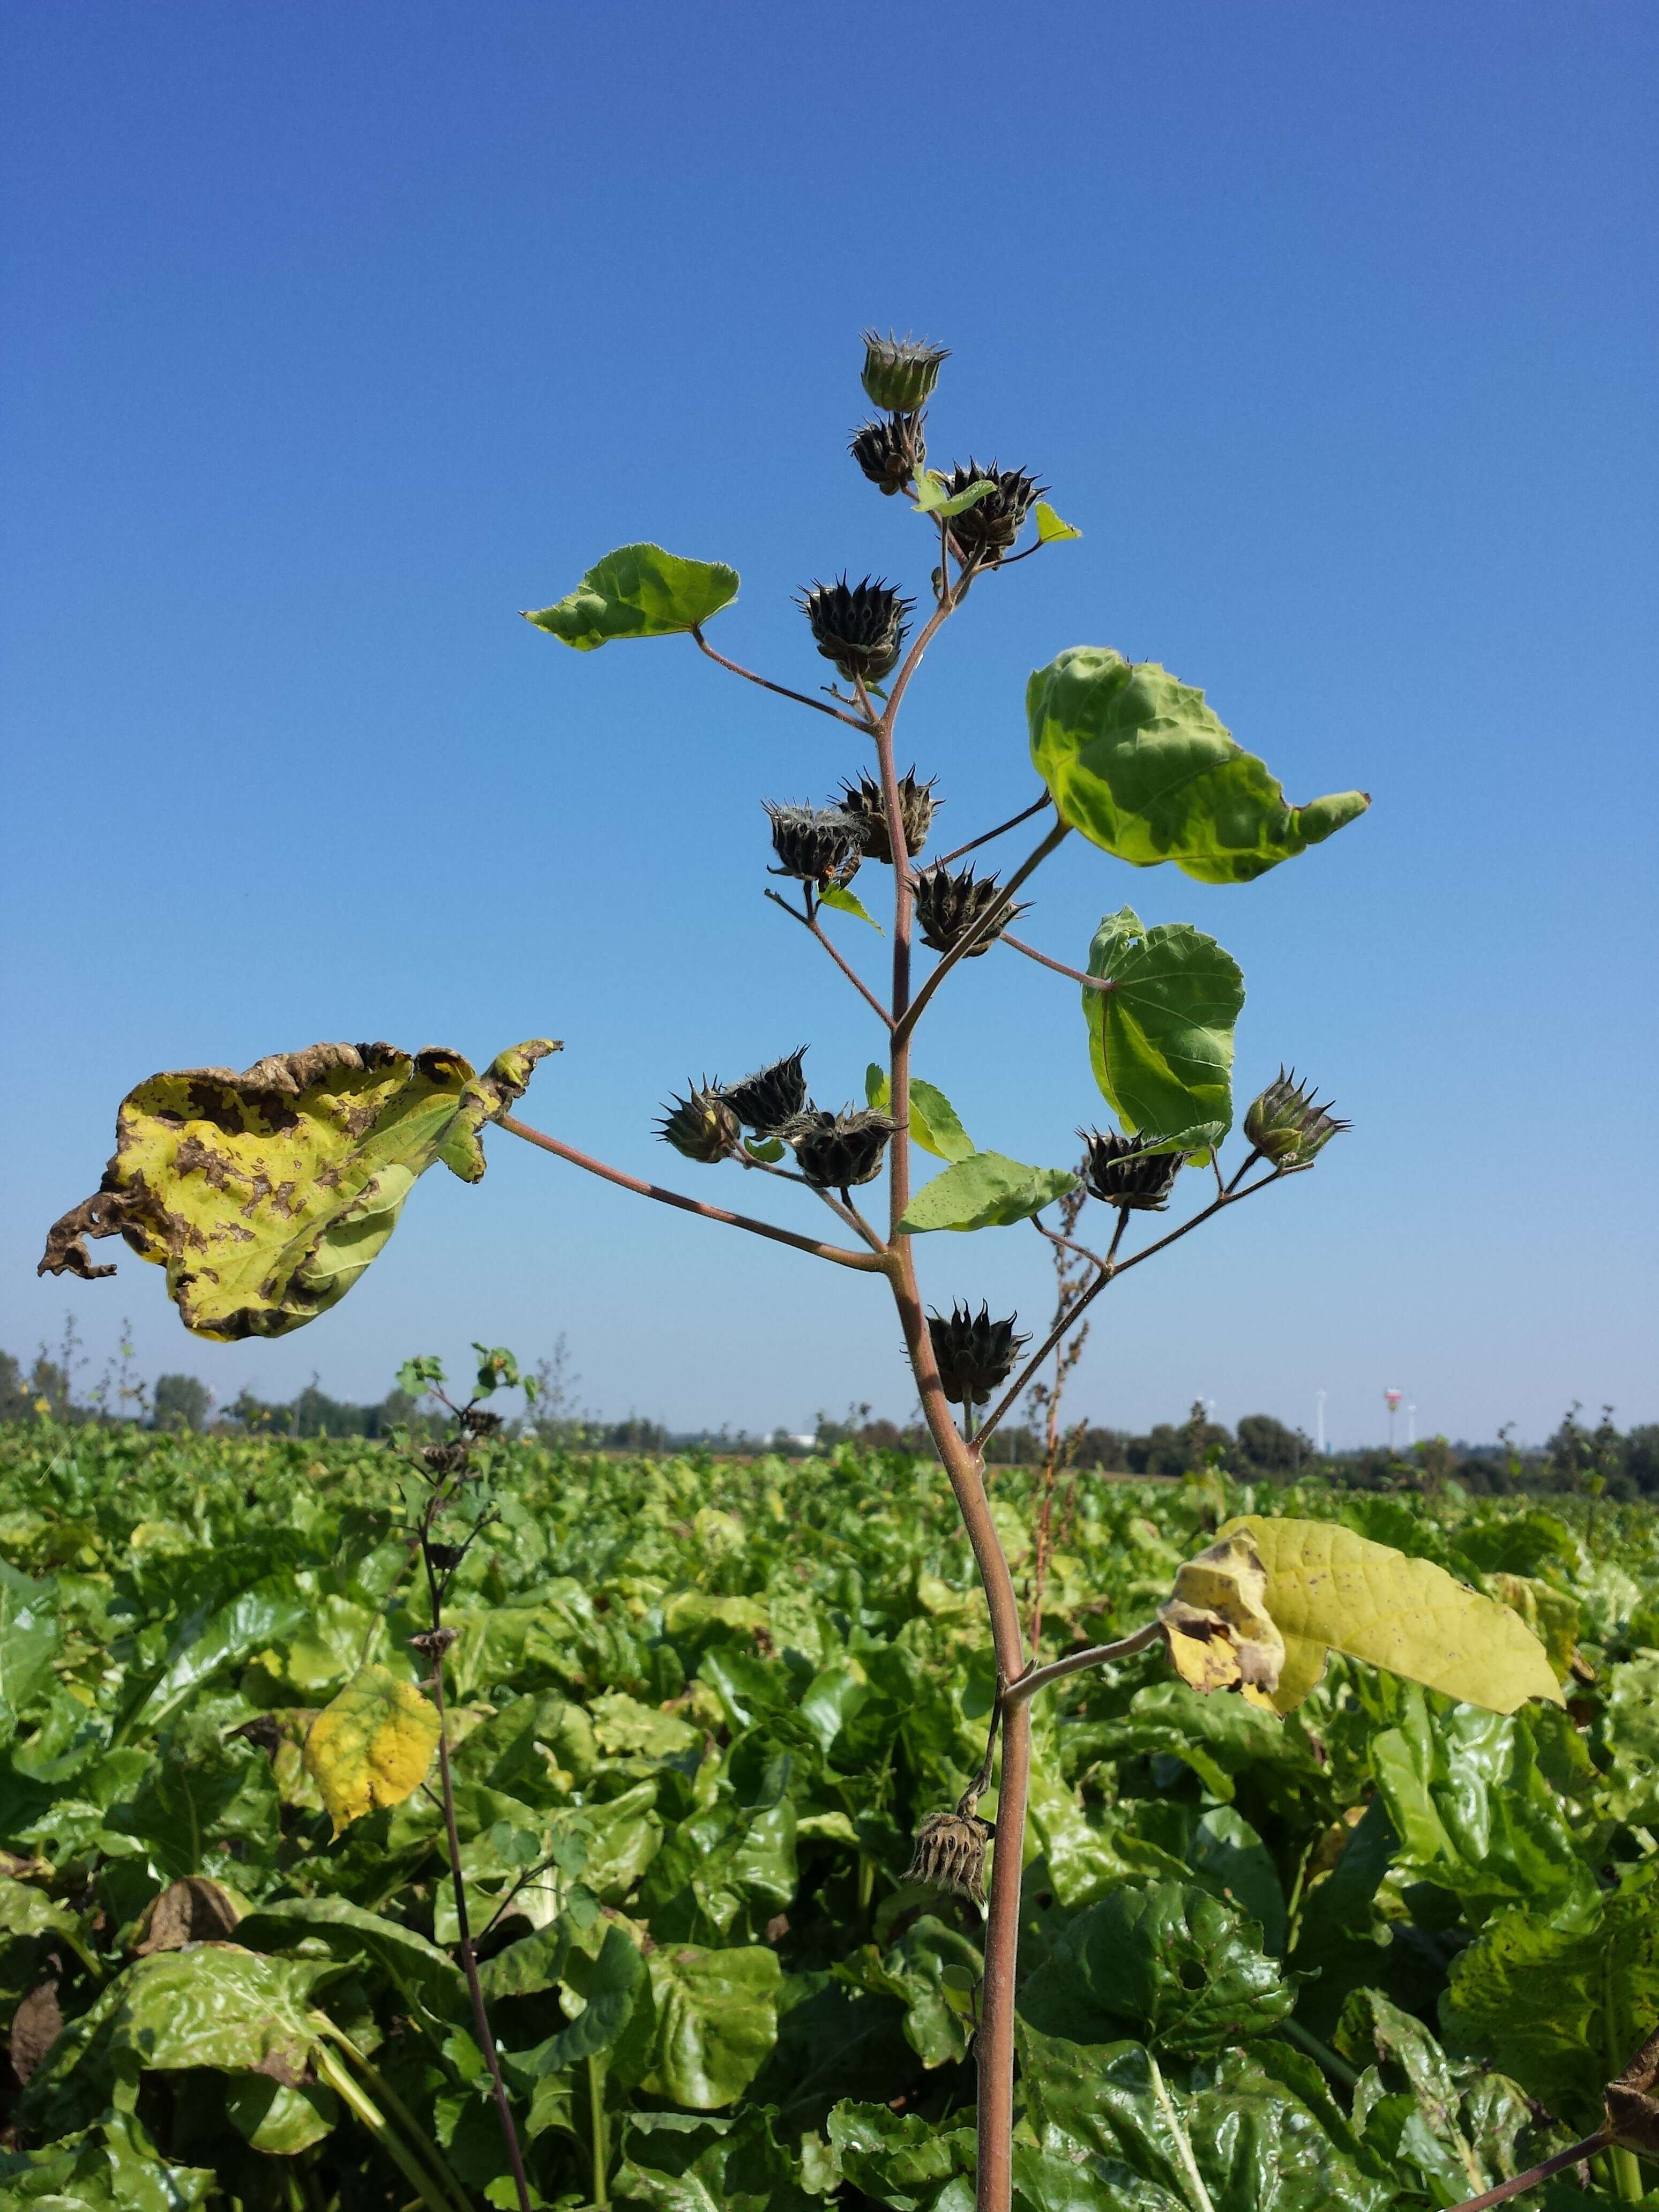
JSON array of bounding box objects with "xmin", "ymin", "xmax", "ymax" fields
[{"xmin": 42, "ymin": 327, "xmax": 1587, "ymax": 2212}]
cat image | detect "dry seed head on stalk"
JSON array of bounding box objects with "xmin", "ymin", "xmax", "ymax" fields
[
  {"xmin": 1243, "ymin": 1067, "xmax": 1351, "ymax": 1168},
  {"xmin": 850, "ymin": 413, "xmax": 925, "ymax": 496},
  {"xmin": 860, "ymin": 330, "xmax": 949, "ymax": 413},
  {"xmin": 836, "ymin": 768, "xmax": 938, "ymax": 865},
  {"xmin": 657, "ymin": 1085, "xmax": 740, "ymax": 1165},
  {"xmin": 716, "ymin": 1048, "xmax": 810, "ymax": 1135},
  {"xmin": 926, "ymin": 1303, "xmax": 1029, "ymax": 1407},
  {"xmin": 905, "ymin": 1807, "xmax": 992, "ymax": 1905},
  {"xmin": 914, "ymin": 862, "xmax": 1025, "ymax": 958},
  {"xmin": 784, "ymin": 1107, "xmax": 895, "ymax": 1189},
  {"xmin": 1078, "ymin": 1127, "xmax": 1183, "ymax": 1212},
  {"xmin": 937, "ymin": 462, "xmax": 1048, "ymax": 562},
  {"xmin": 764, "ymin": 801, "xmax": 864, "ymax": 889},
  {"xmin": 796, "ymin": 577, "xmax": 913, "ymax": 687}
]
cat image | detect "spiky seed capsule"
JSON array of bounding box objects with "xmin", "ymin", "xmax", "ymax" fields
[
  {"xmin": 850, "ymin": 413, "xmax": 925, "ymax": 496},
  {"xmin": 836, "ymin": 769, "xmax": 938, "ymax": 865},
  {"xmin": 796, "ymin": 577, "xmax": 913, "ymax": 687},
  {"xmin": 716, "ymin": 1049, "xmax": 810, "ymax": 1135},
  {"xmin": 460, "ymin": 1407, "xmax": 503, "ymax": 1438},
  {"xmin": 784, "ymin": 1107, "xmax": 894, "ymax": 1189},
  {"xmin": 914, "ymin": 862, "xmax": 1023, "ymax": 957},
  {"xmin": 1078, "ymin": 1127, "xmax": 1183, "ymax": 1212},
  {"xmin": 926, "ymin": 1303, "xmax": 1029, "ymax": 1407},
  {"xmin": 905, "ymin": 1807, "xmax": 992, "ymax": 1905},
  {"xmin": 860, "ymin": 330, "xmax": 949, "ymax": 413},
  {"xmin": 1244, "ymin": 1068, "xmax": 1351, "ymax": 1167},
  {"xmin": 425, "ymin": 1543, "xmax": 465, "ymax": 1571},
  {"xmin": 657, "ymin": 1085, "xmax": 741, "ymax": 1164},
  {"xmin": 764, "ymin": 802, "xmax": 864, "ymax": 889},
  {"xmin": 939, "ymin": 461, "xmax": 1048, "ymax": 562}
]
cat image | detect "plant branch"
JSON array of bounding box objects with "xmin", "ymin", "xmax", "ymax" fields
[
  {"xmin": 689, "ymin": 624, "xmax": 870, "ymax": 731},
  {"xmin": 894, "ymin": 818, "xmax": 1072, "ymax": 1047},
  {"xmin": 736, "ymin": 1140, "xmax": 888, "ymax": 1255},
  {"xmin": 975, "ymin": 1173, "xmax": 1293, "ymax": 1448},
  {"xmin": 763, "ymin": 888, "xmax": 894, "ymax": 1027},
  {"xmin": 1007, "ymin": 1621, "xmax": 1161, "ymax": 1705},
  {"xmin": 932, "ymin": 793, "xmax": 1053, "ymax": 869},
  {"xmin": 1441, "ymin": 2132, "xmax": 1613, "ymax": 2212},
  {"xmin": 999, "ymin": 931, "xmax": 1116, "ymax": 993},
  {"xmin": 498, "ymin": 1115, "xmax": 885, "ymax": 1272}
]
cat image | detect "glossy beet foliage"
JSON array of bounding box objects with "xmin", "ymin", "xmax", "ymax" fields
[{"xmin": 2, "ymin": 1425, "xmax": 1657, "ymax": 2210}]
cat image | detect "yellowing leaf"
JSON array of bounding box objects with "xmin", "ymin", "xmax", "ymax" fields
[
  {"xmin": 1222, "ymin": 1516, "xmax": 1565, "ymax": 1716},
  {"xmin": 303, "ymin": 1665, "xmax": 442, "ymax": 1836},
  {"xmin": 1158, "ymin": 1534, "xmax": 1285, "ymax": 1708},
  {"xmin": 39, "ymin": 1038, "xmax": 557, "ymax": 1340},
  {"xmin": 1034, "ymin": 500, "xmax": 1082, "ymax": 543}
]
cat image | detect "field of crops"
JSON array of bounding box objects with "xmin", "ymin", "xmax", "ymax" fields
[{"xmin": 3, "ymin": 1425, "xmax": 1658, "ymax": 2211}]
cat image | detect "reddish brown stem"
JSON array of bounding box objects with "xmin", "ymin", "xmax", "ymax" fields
[
  {"xmin": 999, "ymin": 930, "xmax": 1117, "ymax": 993},
  {"xmin": 689, "ymin": 623, "xmax": 870, "ymax": 731},
  {"xmin": 498, "ymin": 1115, "xmax": 884, "ymax": 1272},
  {"xmin": 933, "ymin": 794, "xmax": 1053, "ymax": 869},
  {"xmin": 763, "ymin": 887, "xmax": 894, "ymax": 1027},
  {"xmin": 1442, "ymin": 2132, "xmax": 1612, "ymax": 2212}
]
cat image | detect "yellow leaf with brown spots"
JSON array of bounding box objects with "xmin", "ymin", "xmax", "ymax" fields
[
  {"xmin": 1158, "ymin": 1532, "xmax": 1285, "ymax": 1707},
  {"xmin": 303, "ymin": 1665, "xmax": 442, "ymax": 1837},
  {"xmin": 38, "ymin": 1038, "xmax": 557, "ymax": 1339}
]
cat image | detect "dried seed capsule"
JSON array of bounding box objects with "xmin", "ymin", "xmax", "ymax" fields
[
  {"xmin": 796, "ymin": 576, "xmax": 913, "ymax": 687},
  {"xmin": 1078, "ymin": 1127, "xmax": 1183, "ymax": 1212},
  {"xmin": 764, "ymin": 801, "xmax": 864, "ymax": 888},
  {"xmin": 657, "ymin": 1085, "xmax": 741, "ymax": 1164},
  {"xmin": 785, "ymin": 1107, "xmax": 894, "ymax": 1189},
  {"xmin": 1244, "ymin": 1068, "xmax": 1351, "ymax": 1167},
  {"xmin": 860, "ymin": 330, "xmax": 949, "ymax": 413},
  {"xmin": 905, "ymin": 1807, "xmax": 992, "ymax": 1905},
  {"xmin": 938, "ymin": 461, "xmax": 1047, "ymax": 562},
  {"xmin": 926, "ymin": 1302, "xmax": 1029, "ymax": 1407},
  {"xmin": 849, "ymin": 412, "xmax": 925, "ymax": 495},
  {"xmin": 914, "ymin": 862, "xmax": 1023, "ymax": 957},
  {"xmin": 716, "ymin": 1049, "xmax": 810, "ymax": 1135},
  {"xmin": 836, "ymin": 768, "xmax": 938, "ymax": 865}
]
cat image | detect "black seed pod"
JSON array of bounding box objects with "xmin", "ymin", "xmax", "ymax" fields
[
  {"xmin": 860, "ymin": 330, "xmax": 949, "ymax": 413},
  {"xmin": 1078, "ymin": 1127, "xmax": 1183, "ymax": 1212},
  {"xmin": 1244, "ymin": 1068, "xmax": 1351, "ymax": 1167},
  {"xmin": 426, "ymin": 1543, "xmax": 466, "ymax": 1572},
  {"xmin": 905, "ymin": 1807, "xmax": 992, "ymax": 1905},
  {"xmin": 764, "ymin": 801, "xmax": 864, "ymax": 888},
  {"xmin": 914, "ymin": 862, "xmax": 1023, "ymax": 957},
  {"xmin": 938, "ymin": 461, "xmax": 1048, "ymax": 562},
  {"xmin": 850, "ymin": 412, "xmax": 925, "ymax": 495},
  {"xmin": 786, "ymin": 1107, "xmax": 895, "ymax": 1189},
  {"xmin": 657, "ymin": 1085, "xmax": 741, "ymax": 1164},
  {"xmin": 926, "ymin": 1303, "xmax": 1029, "ymax": 1407},
  {"xmin": 836, "ymin": 768, "xmax": 938, "ymax": 865},
  {"xmin": 716, "ymin": 1049, "xmax": 810, "ymax": 1134},
  {"xmin": 796, "ymin": 576, "xmax": 913, "ymax": 686}
]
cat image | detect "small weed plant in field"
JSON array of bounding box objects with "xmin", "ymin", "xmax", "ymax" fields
[{"xmin": 24, "ymin": 334, "xmax": 1657, "ymax": 2210}]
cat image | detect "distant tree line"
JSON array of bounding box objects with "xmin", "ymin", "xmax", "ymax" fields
[{"xmin": 3, "ymin": 1339, "xmax": 1655, "ymax": 1499}]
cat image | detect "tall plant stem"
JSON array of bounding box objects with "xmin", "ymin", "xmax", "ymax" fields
[
  {"xmin": 873, "ymin": 604, "xmax": 1031, "ymax": 2212},
  {"xmin": 893, "ymin": 818, "xmax": 1072, "ymax": 1050},
  {"xmin": 498, "ymin": 1115, "xmax": 885, "ymax": 1273}
]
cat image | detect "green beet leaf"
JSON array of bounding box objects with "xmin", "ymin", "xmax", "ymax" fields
[
  {"xmin": 1029, "ymin": 646, "xmax": 1369, "ymax": 884},
  {"xmin": 611, "ymin": 1941, "xmax": 782, "ymax": 2109},
  {"xmin": 0, "ymin": 2113, "xmax": 217, "ymax": 2211},
  {"xmin": 898, "ymin": 1150, "xmax": 1077, "ymax": 1233},
  {"xmin": 1336, "ymin": 1988, "xmax": 1533, "ymax": 2208},
  {"xmin": 1018, "ymin": 2027, "xmax": 1390, "ymax": 2212},
  {"xmin": 826, "ymin": 2102, "xmax": 977, "ymax": 2212},
  {"xmin": 0, "ymin": 1558, "xmax": 62, "ymax": 1733},
  {"xmin": 1440, "ymin": 1862, "xmax": 1659, "ymax": 2134},
  {"xmin": 614, "ymin": 2105, "xmax": 819, "ymax": 2212},
  {"xmin": 1018, "ymin": 1881, "xmax": 1294, "ymax": 2055},
  {"xmin": 524, "ymin": 542, "xmax": 738, "ymax": 649},
  {"xmin": 1083, "ymin": 907, "xmax": 1244, "ymax": 1149}
]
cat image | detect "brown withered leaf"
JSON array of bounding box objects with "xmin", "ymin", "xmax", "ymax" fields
[
  {"xmin": 132, "ymin": 1876, "xmax": 244, "ymax": 1955},
  {"xmin": 1608, "ymin": 2023, "xmax": 1659, "ymax": 2155},
  {"xmin": 9, "ymin": 1972, "xmax": 63, "ymax": 2086},
  {"xmin": 1157, "ymin": 1531, "xmax": 1285, "ymax": 1709}
]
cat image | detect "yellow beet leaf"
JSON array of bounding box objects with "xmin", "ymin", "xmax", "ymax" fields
[{"xmin": 303, "ymin": 1665, "xmax": 442, "ymax": 1836}]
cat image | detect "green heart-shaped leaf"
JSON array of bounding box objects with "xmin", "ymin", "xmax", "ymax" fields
[{"xmin": 525, "ymin": 543, "xmax": 738, "ymax": 650}]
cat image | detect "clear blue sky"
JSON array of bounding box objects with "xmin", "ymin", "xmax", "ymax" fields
[{"xmin": 4, "ymin": 3, "xmax": 1655, "ymax": 1447}]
